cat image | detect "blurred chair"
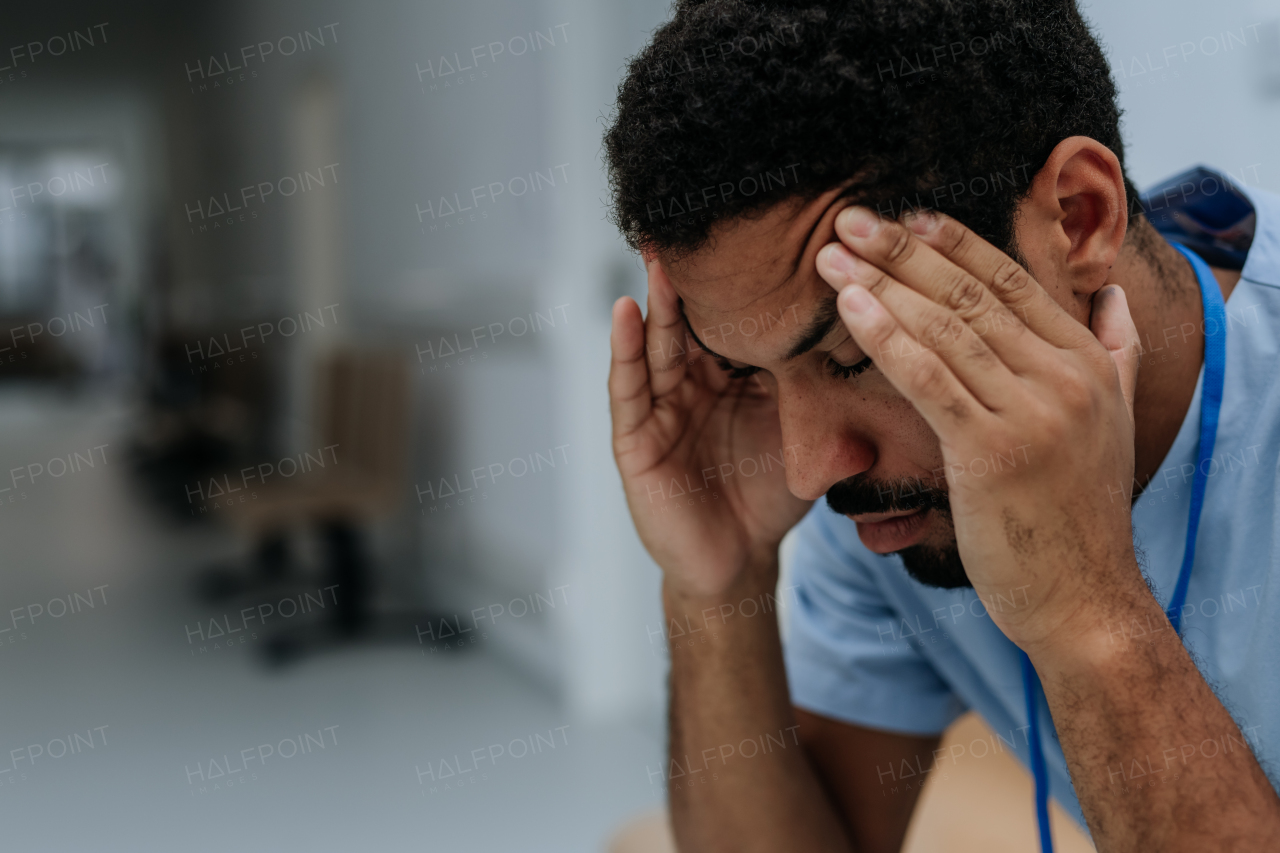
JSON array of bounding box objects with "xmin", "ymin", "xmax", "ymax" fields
[{"xmin": 201, "ymin": 346, "xmax": 410, "ymax": 643}]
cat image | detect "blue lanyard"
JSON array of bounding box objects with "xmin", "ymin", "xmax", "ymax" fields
[{"xmin": 1020, "ymin": 242, "xmax": 1227, "ymax": 853}]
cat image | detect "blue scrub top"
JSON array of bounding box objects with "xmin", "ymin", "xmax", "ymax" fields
[{"xmin": 781, "ymin": 166, "xmax": 1280, "ymax": 828}]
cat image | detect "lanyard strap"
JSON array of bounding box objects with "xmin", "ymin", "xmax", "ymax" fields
[
  {"xmin": 1165, "ymin": 243, "xmax": 1227, "ymax": 631},
  {"xmin": 1022, "ymin": 243, "xmax": 1228, "ymax": 852},
  {"xmin": 1021, "ymin": 652, "xmax": 1055, "ymax": 852}
]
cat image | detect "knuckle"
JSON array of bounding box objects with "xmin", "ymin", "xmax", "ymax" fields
[
  {"xmin": 990, "ymin": 259, "xmax": 1033, "ymax": 302},
  {"xmin": 923, "ymin": 315, "xmax": 962, "ymax": 349},
  {"xmin": 1040, "ymin": 418, "xmax": 1069, "ymax": 446},
  {"xmin": 910, "ymin": 356, "xmax": 952, "ymax": 399},
  {"xmin": 935, "ymin": 216, "xmax": 970, "ymax": 256},
  {"xmin": 995, "ymin": 306, "xmax": 1028, "ymax": 338},
  {"xmin": 963, "ymin": 334, "xmax": 997, "ymax": 366},
  {"xmin": 944, "ymin": 275, "xmax": 988, "ymax": 317},
  {"xmin": 988, "ymin": 429, "xmax": 1019, "ymax": 453},
  {"xmin": 860, "ymin": 267, "xmax": 894, "ymax": 299},
  {"xmin": 882, "ymin": 225, "xmax": 915, "ymax": 264},
  {"xmin": 942, "ymin": 396, "xmax": 971, "ymax": 423},
  {"xmin": 867, "ymin": 314, "xmax": 898, "ymax": 352},
  {"xmin": 1027, "ymin": 399, "xmax": 1067, "ymax": 442},
  {"xmin": 1055, "ymin": 367, "xmax": 1095, "ymax": 415}
]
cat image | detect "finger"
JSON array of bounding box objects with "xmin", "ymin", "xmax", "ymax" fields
[
  {"xmin": 903, "ymin": 210, "xmax": 1096, "ymax": 352},
  {"xmin": 1089, "ymin": 284, "xmax": 1140, "ymax": 423},
  {"xmin": 836, "ymin": 283, "xmax": 991, "ymax": 435},
  {"xmin": 608, "ymin": 295, "xmax": 652, "ymax": 437},
  {"xmin": 832, "ymin": 207, "xmax": 1051, "ymax": 370},
  {"xmin": 644, "ymin": 259, "xmax": 692, "ymax": 398},
  {"xmin": 818, "ymin": 246, "xmax": 1020, "ymax": 411},
  {"xmin": 833, "ymin": 208, "xmax": 1060, "ymax": 373}
]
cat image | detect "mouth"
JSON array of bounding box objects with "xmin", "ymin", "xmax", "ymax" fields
[{"xmin": 849, "ymin": 506, "xmax": 931, "ymax": 553}]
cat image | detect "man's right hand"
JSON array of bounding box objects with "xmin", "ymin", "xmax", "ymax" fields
[
  {"xmin": 611, "ymin": 258, "xmax": 939, "ymax": 853},
  {"xmin": 608, "ymin": 258, "xmax": 812, "ymax": 598}
]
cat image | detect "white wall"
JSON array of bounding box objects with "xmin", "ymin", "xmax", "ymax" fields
[
  {"xmin": 1083, "ymin": 0, "xmax": 1280, "ymax": 191},
  {"xmin": 224, "ymin": 0, "xmax": 673, "ymax": 726}
]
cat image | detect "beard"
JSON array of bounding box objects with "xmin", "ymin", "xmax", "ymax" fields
[{"xmin": 825, "ymin": 473, "xmax": 971, "ymax": 590}]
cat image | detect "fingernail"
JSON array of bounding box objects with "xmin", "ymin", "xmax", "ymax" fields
[
  {"xmin": 823, "ymin": 244, "xmax": 857, "ymax": 275},
  {"xmin": 906, "ymin": 210, "xmax": 939, "ymax": 234},
  {"xmin": 841, "ymin": 285, "xmax": 873, "ymax": 313},
  {"xmin": 840, "ymin": 206, "xmax": 880, "ymax": 238}
]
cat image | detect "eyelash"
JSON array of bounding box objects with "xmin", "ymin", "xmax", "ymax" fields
[
  {"xmin": 713, "ymin": 358, "xmax": 761, "ymax": 380},
  {"xmin": 826, "ymin": 356, "xmax": 873, "ymax": 380},
  {"xmin": 712, "ymin": 357, "xmax": 873, "ymax": 381}
]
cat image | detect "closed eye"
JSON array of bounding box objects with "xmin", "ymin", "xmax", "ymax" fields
[
  {"xmin": 827, "ymin": 356, "xmax": 873, "ymax": 380},
  {"xmin": 711, "ymin": 356, "xmax": 761, "ymax": 379}
]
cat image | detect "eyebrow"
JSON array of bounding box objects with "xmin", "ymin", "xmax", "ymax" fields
[
  {"xmin": 782, "ymin": 292, "xmax": 840, "ymax": 361},
  {"xmin": 678, "ymin": 290, "xmax": 842, "ymax": 365}
]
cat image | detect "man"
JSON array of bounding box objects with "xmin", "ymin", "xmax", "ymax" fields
[{"xmin": 604, "ymin": 1, "xmax": 1280, "ymax": 851}]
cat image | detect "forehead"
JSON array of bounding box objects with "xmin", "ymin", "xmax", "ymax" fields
[{"xmin": 663, "ymin": 188, "xmax": 849, "ymax": 355}]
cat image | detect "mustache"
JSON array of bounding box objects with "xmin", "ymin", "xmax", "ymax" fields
[{"xmin": 825, "ymin": 474, "xmax": 952, "ymax": 517}]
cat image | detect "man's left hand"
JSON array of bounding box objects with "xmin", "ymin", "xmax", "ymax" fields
[{"xmin": 816, "ymin": 206, "xmax": 1145, "ymax": 657}]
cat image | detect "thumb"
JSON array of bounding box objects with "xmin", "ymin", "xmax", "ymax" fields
[{"xmin": 1090, "ymin": 284, "xmax": 1140, "ymax": 422}]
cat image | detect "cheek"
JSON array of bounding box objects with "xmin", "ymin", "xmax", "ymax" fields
[
  {"xmin": 1030, "ymin": 266, "xmax": 1091, "ymax": 326},
  {"xmin": 778, "ymin": 371, "xmax": 944, "ymax": 476},
  {"xmin": 857, "ymin": 379, "xmax": 945, "ymax": 473}
]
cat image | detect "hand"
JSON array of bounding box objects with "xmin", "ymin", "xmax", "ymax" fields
[
  {"xmin": 609, "ymin": 259, "xmax": 812, "ymax": 599},
  {"xmin": 815, "ymin": 207, "xmax": 1144, "ymax": 654}
]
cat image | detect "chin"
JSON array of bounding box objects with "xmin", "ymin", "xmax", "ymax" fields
[
  {"xmin": 893, "ymin": 512, "xmax": 971, "ymax": 590},
  {"xmin": 850, "ymin": 506, "xmax": 971, "ymax": 589},
  {"xmin": 897, "ymin": 543, "xmax": 973, "ymax": 590}
]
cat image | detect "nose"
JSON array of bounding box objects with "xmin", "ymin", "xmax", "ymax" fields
[{"xmin": 776, "ymin": 383, "xmax": 874, "ymax": 501}]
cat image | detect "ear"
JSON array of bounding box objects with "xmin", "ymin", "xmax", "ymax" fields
[{"xmin": 1017, "ymin": 136, "xmax": 1128, "ymax": 313}]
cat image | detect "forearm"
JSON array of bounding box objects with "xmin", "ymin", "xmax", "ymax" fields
[
  {"xmin": 664, "ymin": 562, "xmax": 852, "ymax": 853},
  {"xmin": 1034, "ymin": 586, "xmax": 1280, "ymax": 851}
]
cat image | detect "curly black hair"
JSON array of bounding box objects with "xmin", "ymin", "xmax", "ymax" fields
[{"xmin": 604, "ymin": 0, "xmax": 1139, "ymax": 258}]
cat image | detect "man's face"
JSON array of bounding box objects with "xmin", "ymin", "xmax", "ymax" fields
[{"xmin": 665, "ymin": 188, "xmax": 979, "ymax": 587}]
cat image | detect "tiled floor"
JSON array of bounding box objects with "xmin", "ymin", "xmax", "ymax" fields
[{"xmin": 0, "ymin": 388, "xmax": 664, "ymax": 852}]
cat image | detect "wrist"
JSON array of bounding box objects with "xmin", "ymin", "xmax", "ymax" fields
[
  {"xmin": 663, "ymin": 559, "xmax": 782, "ymax": 631},
  {"xmin": 1023, "ymin": 581, "xmax": 1177, "ymax": 683},
  {"xmin": 663, "ymin": 548, "xmax": 780, "ymax": 605}
]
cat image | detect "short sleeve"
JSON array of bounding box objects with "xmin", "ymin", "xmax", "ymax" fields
[{"xmin": 781, "ymin": 506, "xmax": 966, "ymax": 736}]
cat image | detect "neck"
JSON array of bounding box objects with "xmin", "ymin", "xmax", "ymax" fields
[{"xmin": 1114, "ymin": 217, "xmax": 1240, "ymax": 493}]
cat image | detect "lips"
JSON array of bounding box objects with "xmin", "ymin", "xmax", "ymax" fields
[
  {"xmin": 850, "ymin": 506, "xmax": 931, "ymax": 553},
  {"xmin": 849, "ymin": 507, "xmax": 922, "ymax": 524}
]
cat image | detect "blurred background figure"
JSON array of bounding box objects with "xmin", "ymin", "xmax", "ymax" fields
[{"xmin": 0, "ymin": 0, "xmax": 1274, "ymax": 851}]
